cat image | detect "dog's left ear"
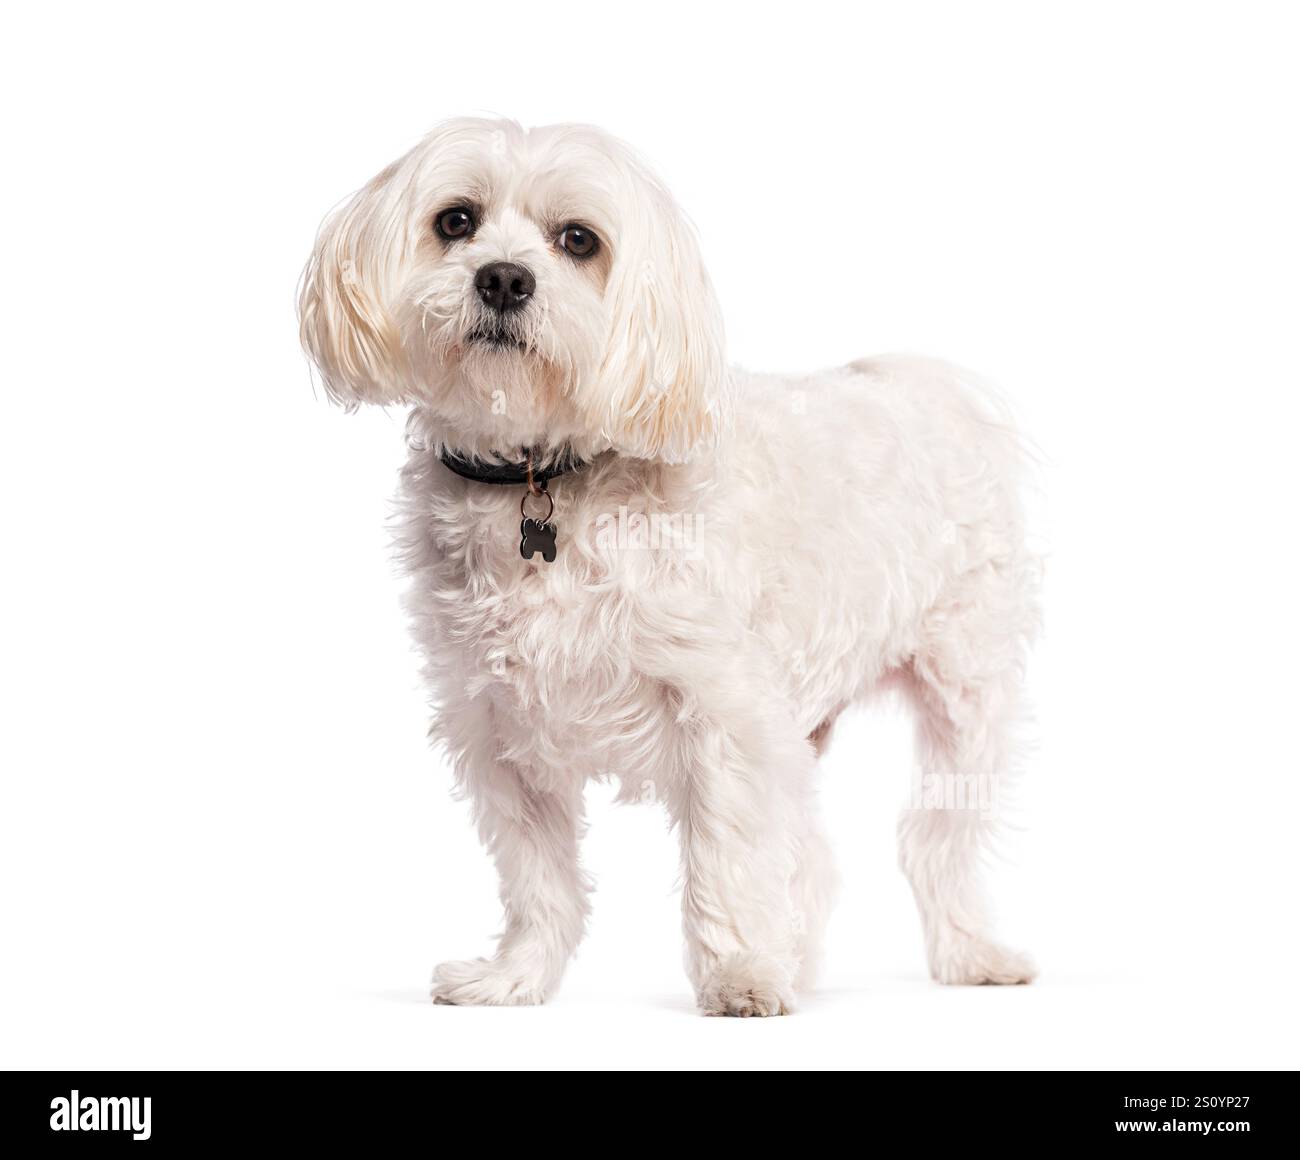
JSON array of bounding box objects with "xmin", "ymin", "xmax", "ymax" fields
[{"xmin": 588, "ymin": 186, "xmax": 728, "ymax": 462}]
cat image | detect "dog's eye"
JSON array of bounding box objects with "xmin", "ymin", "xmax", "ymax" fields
[
  {"xmin": 435, "ymin": 207, "xmax": 475, "ymax": 240},
  {"xmin": 558, "ymin": 225, "xmax": 599, "ymax": 259}
]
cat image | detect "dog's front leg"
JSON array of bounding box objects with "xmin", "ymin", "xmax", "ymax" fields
[
  {"xmin": 432, "ymin": 756, "xmax": 591, "ymax": 1007},
  {"xmin": 666, "ymin": 708, "xmax": 809, "ymax": 1017}
]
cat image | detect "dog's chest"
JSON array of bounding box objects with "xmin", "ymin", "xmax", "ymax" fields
[
  {"xmin": 424, "ymin": 519, "xmax": 664, "ymax": 773},
  {"xmin": 405, "ymin": 453, "xmax": 724, "ymax": 779}
]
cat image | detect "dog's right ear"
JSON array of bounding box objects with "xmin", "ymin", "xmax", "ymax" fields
[{"xmin": 297, "ymin": 166, "xmax": 409, "ymax": 406}]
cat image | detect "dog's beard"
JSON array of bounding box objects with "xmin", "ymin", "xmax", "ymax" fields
[
  {"xmin": 397, "ymin": 320, "xmax": 563, "ymax": 453},
  {"xmin": 399, "ymin": 272, "xmax": 604, "ymax": 448}
]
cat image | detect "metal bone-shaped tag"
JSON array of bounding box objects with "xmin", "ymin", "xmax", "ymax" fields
[
  {"xmin": 519, "ymin": 470, "xmax": 558, "ymax": 564},
  {"xmin": 520, "ymin": 518, "xmax": 557, "ymax": 563}
]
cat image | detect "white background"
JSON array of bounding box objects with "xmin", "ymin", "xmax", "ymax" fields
[{"xmin": 3, "ymin": 0, "xmax": 1298, "ymax": 1070}]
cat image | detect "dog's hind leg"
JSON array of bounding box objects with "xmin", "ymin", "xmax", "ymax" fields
[
  {"xmin": 432, "ymin": 715, "xmax": 592, "ymax": 1006},
  {"xmin": 897, "ymin": 565, "xmax": 1037, "ymax": 986}
]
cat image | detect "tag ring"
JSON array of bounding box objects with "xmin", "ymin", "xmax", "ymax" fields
[{"xmin": 521, "ymin": 488, "xmax": 554, "ymax": 523}]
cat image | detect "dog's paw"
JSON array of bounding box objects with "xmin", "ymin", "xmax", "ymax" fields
[
  {"xmin": 697, "ymin": 953, "xmax": 796, "ymax": 1017},
  {"xmin": 931, "ymin": 937, "xmax": 1037, "ymax": 986},
  {"xmin": 431, "ymin": 958, "xmax": 549, "ymax": 1006}
]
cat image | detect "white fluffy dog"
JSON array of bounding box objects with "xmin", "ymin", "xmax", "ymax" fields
[{"xmin": 299, "ymin": 117, "xmax": 1039, "ymax": 1016}]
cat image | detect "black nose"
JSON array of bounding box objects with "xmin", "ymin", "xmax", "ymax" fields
[{"xmin": 475, "ymin": 261, "xmax": 535, "ymax": 313}]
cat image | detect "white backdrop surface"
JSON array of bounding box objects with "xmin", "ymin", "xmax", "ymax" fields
[{"xmin": 2, "ymin": 1, "xmax": 1297, "ymax": 1069}]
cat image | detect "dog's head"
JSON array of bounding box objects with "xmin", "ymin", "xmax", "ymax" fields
[{"xmin": 298, "ymin": 118, "xmax": 726, "ymax": 463}]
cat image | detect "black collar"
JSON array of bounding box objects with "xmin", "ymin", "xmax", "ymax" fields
[{"xmin": 437, "ymin": 446, "xmax": 587, "ymax": 487}]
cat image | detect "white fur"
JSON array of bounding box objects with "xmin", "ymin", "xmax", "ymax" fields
[{"xmin": 300, "ymin": 118, "xmax": 1039, "ymax": 1016}]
